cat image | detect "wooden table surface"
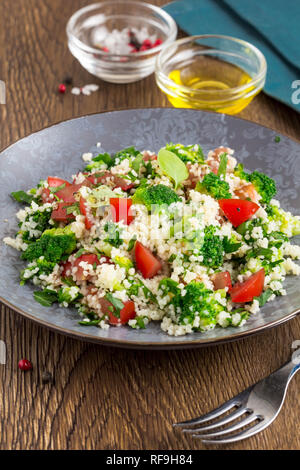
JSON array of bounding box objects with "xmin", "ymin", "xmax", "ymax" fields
[{"xmin": 0, "ymin": 0, "xmax": 299, "ymax": 451}]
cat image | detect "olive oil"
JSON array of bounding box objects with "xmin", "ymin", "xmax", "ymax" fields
[{"xmin": 165, "ymin": 58, "xmax": 258, "ymax": 114}]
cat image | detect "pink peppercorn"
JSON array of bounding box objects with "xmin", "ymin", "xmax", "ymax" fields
[
  {"xmin": 18, "ymin": 359, "xmax": 33, "ymax": 371},
  {"xmin": 154, "ymin": 38, "xmax": 163, "ymax": 47},
  {"xmin": 58, "ymin": 83, "xmax": 66, "ymax": 94}
]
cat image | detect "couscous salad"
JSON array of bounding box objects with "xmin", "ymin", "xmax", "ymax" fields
[{"xmin": 4, "ymin": 143, "xmax": 300, "ymax": 336}]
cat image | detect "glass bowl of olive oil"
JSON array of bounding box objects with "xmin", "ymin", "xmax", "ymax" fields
[{"xmin": 155, "ymin": 35, "xmax": 267, "ymax": 114}]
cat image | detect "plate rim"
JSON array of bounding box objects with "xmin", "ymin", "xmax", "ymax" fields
[{"xmin": 1, "ymin": 107, "xmax": 299, "ymax": 349}]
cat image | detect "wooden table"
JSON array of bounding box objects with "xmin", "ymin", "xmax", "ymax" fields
[{"xmin": 0, "ymin": 0, "xmax": 299, "ymax": 451}]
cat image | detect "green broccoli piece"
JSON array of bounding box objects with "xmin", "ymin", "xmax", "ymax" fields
[
  {"xmin": 248, "ymin": 171, "xmax": 276, "ymax": 204},
  {"xmin": 159, "ymin": 280, "xmax": 223, "ymax": 328},
  {"xmin": 132, "ymin": 184, "xmax": 180, "ymax": 210},
  {"xmin": 22, "ymin": 226, "xmax": 76, "ymax": 263},
  {"xmin": 20, "ymin": 208, "xmax": 53, "ymax": 242},
  {"xmin": 200, "ymin": 225, "xmax": 224, "ymax": 268},
  {"xmin": 20, "ymin": 257, "xmax": 57, "ymax": 284},
  {"xmin": 165, "ymin": 143, "xmax": 205, "ymax": 164},
  {"xmin": 196, "ymin": 173, "xmax": 231, "ymax": 200},
  {"xmin": 234, "ymin": 164, "xmax": 276, "ymax": 204}
]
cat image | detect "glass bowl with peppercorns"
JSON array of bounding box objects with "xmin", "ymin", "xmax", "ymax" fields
[{"xmin": 66, "ymin": 1, "xmax": 177, "ymax": 84}]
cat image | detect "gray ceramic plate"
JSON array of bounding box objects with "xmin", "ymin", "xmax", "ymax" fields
[{"xmin": 0, "ymin": 109, "xmax": 299, "ymax": 349}]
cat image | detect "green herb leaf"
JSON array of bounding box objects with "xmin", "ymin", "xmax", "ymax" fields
[
  {"xmin": 11, "ymin": 191, "xmax": 34, "ymax": 205},
  {"xmin": 78, "ymin": 319, "xmax": 101, "ymax": 326},
  {"xmin": 64, "ymin": 203, "xmax": 80, "ymax": 215},
  {"xmin": 50, "ymin": 183, "xmax": 66, "ymax": 193},
  {"xmin": 105, "ymin": 293, "xmax": 125, "ymax": 318},
  {"xmin": 274, "ymin": 136, "xmax": 281, "ymax": 143},
  {"xmin": 74, "ymin": 248, "xmax": 86, "ymax": 258},
  {"xmin": 217, "ymin": 153, "xmax": 228, "ymax": 178},
  {"xmin": 127, "ymin": 236, "xmax": 137, "ymax": 252},
  {"xmin": 33, "ymin": 289, "xmax": 58, "ymax": 307},
  {"xmin": 131, "ymin": 153, "xmax": 144, "ymax": 173},
  {"xmin": 254, "ymin": 289, "xmax": 273, "ymax": 307},
  {"xmin": 223, "ymin": 237, "xmax": 242, "ymax": 253},
  {"xmin": 157, "ymin": 148, "xmax": 188, "ymax": 189}
]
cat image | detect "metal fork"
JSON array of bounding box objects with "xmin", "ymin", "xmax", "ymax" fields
[{"xmin": 174, "ymin": 357, "xmax": 300, "ymax": 444}]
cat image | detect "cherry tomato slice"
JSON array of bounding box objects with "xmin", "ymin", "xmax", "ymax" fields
[
  {"xmin": 218, "ymin": 199, "xmax": 259, "ymax": 227},
  {"xmin": 135, "ymin": 241, "xmax": 162, "ymax": 279},
  {"xmin": 110, "ymin": 198, "xmax": 134, "ymax": 225},
  {"xmin": 47, "ymin": 177, "xmax": 71, "ymax": 188},
  {"xmin": 51, "ymin": 202, "xmax": 76, "ymax": 222},
  {"xmin": 99, "ymin": 298, "xmax": 136, "ymax": 325},
  {"xmin": 79, "ymin": 197, "xmax": 94, "ymax": 230},
  {"xmin": 211, "ymin": 271, "xmax": 232, "ymax": 291},
  {"xmin": 230, "ymin": 268, "xmax": 265, "ymax": 303},
  {"xmin": 73, "ymin": 254, "xmax": 100, "ymax": 281}
]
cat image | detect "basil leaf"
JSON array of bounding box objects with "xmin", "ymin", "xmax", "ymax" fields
[
  {"xmin": 11, "ymin": 191, "xmax": 34, "ymax": 205},
  {"xmin": 217, "ymin": 153, "xmax": 228, "ymax": 178},
  {"xmin": 157, "ymin": 148, "xmax": 188, "ymax": 189},
  {"xmin": 254, "ymin": 289, "xmax": 273, "ymax": 307},
  {"xmin": 33, "ymin": 289, "xmax": 58, "ymax": 307}
]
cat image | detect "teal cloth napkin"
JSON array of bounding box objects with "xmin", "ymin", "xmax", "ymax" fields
[{"xmin": 163, "ymin": 0, "xmax": 300, "ymax": 112}]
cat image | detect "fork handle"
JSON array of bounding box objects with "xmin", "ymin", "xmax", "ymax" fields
[{"xmin": 269, "ymin": 356, "xmax": 300, "ymax": 387}]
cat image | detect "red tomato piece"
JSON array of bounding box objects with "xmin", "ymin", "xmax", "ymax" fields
[
  {"xmin": 47, "ymin": 177, "xmax": 71, "ymax": 188},
  {"xmin": 51, "ymin": 202, "xmax": 76, "ymax": 222},
  {"xmin": 86, "ymin": 171, "xmax": 112, "ymax": 186},
  {"xmin": 230, "ymin": 268, "xmax": 265, "ymax": 303},
  {"xmin": 41, "ymin": 187, "xmax": 52, "ymax": 203},
  {"xmin": 61, "ymin": 261, "xmax": 72, "ymax": 278},
  {"xmin": 99, "ymin": 298, "xmax": 136, "ymax": 325},
  {"xmin": 135, "ymin": 241, "xmax": 162, "ymax": 279},
  {"xmin": 79, "ymin": 197, "xmax": 94, "ymax": 230},
  {"xmin": 211, "ymin": 271, "xmax": 232, "ymax": 291},
  {"xmin": 110, "ymin": 198, "xmax": 134, "ymax": 225},
  {"xmin": 113, "ymin": 176, "xmax": 135, "ymax": 191},
  {"xmin": 55, "ymin": 183, "xmax": 81, "ymax": 203},
  {"xmin": 143, "ymin": 153, "xmax": 157, "ymax": 162},
  {"xmin": 218, "ymin": 199, "xmax": 259, "ymax": 227},
  {"xmin": 73, "ymin": 254, "xmax": 100, "ymax": 281}
]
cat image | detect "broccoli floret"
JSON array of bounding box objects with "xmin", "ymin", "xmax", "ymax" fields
[
  {"xmin": 20, "ymin": 257, "xmax": 57, "ymax": 284},
  {"xmin": 200, "ymin": 225, "xmax": 224, "ymax": 268},
  {"xmin": 132, "ymin": 184, "xmax": 180, "ymax": 210},
  {"xmin": 159, "ymin": 280, "xmax": 224, "ymax": 328},
  {"xmin": 22, "ymin": 226, "xmax": 76, "ymax": 263},
  {"xmin": 20, "ymin": 208, "xmax": 53, "ymax": 242},
  {"xmin": 234, "ymin": 164, "xmax": 276, "ymax": 204},
  {"xmin": 165, "ymin": 143, "xmax": 205, "ymax": 164},
  {"xmin": 196, "ymin": 173, "xmax": 231, "ymax": 200},
  {"xmin": 248, "ymin": 171, "xmax": 276, "ymax": 204}
]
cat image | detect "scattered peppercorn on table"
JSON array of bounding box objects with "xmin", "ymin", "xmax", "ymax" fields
[{"xmin": 0, "ymin": 0, "xmax": 300, "ymax": 451}]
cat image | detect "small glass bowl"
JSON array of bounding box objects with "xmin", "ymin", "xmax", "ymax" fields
[
  {"xmin": 66, "ymin": 1, "xmax": 177, "ymax": 84},
  {"xmin": 155, "ymin": 35, "xmax": 267, "ymax": 114}
]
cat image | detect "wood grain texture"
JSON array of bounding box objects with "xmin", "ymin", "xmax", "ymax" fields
[{"xmin": 0, "ymin": 0, "xmax": 299, "ymax": 450}]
